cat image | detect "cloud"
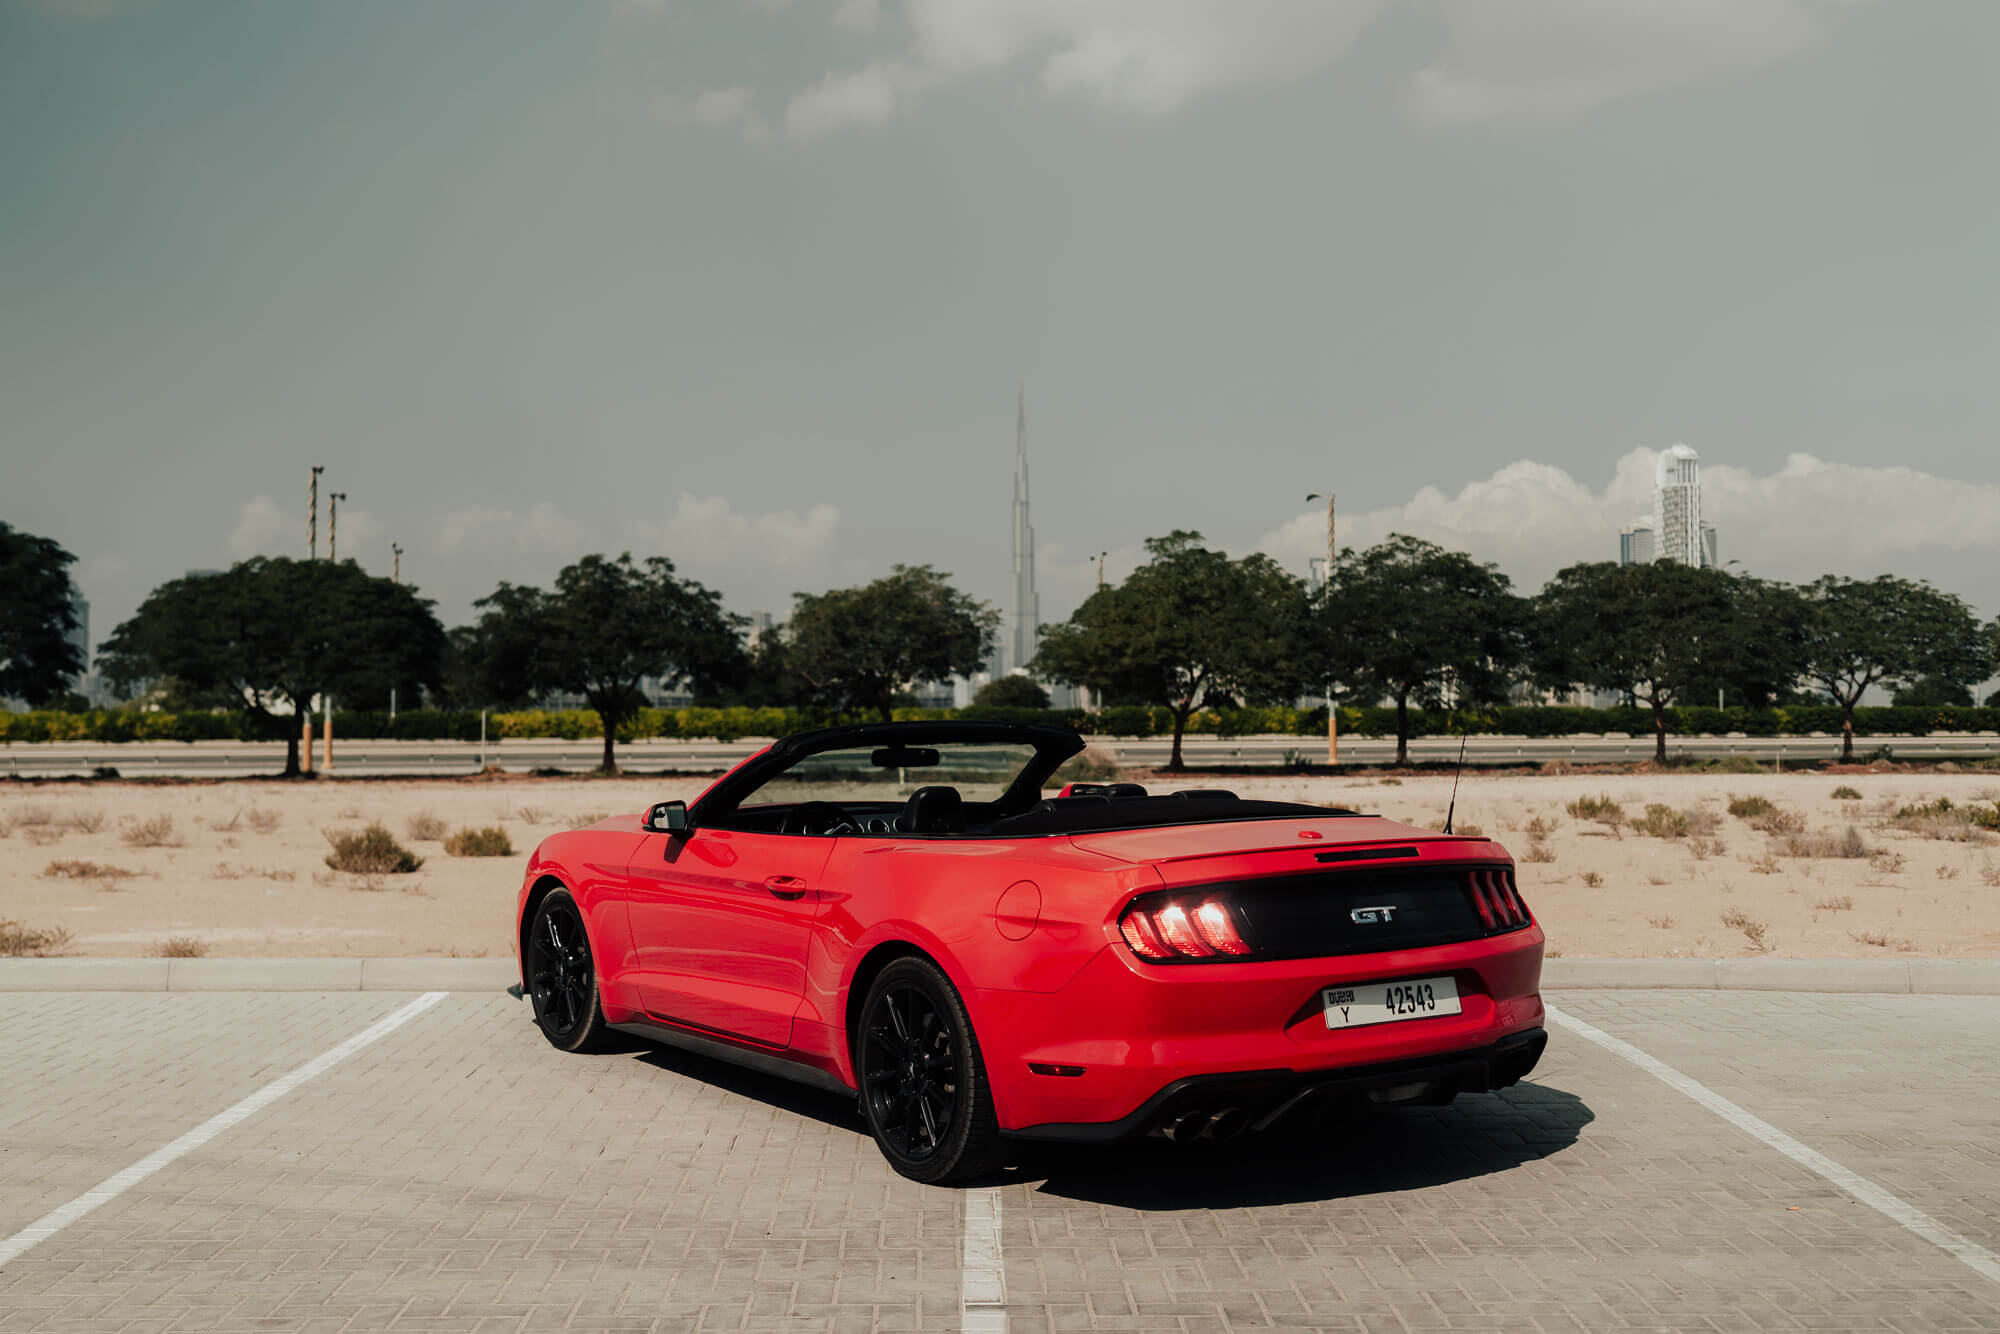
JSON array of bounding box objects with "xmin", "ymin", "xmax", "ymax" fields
[
  {"xmin": 228, "ymin": 496, "xmax": 290, "ymax": 560},
  {"xmin": 662, "ymin": 0, "xmax": 1872, "ymax": 143},
  {"xmin": 1255, "ymin": 449, "xmax": 2000, "ymax": 607},
  {"xmin": 1411, "ymin": 0, "xmax": 1868, "ymax": 129},
  {"xmin": 631, "ymin": 493, "xmax": 841, "ymax": 578},
  {"xmin": 436, "ymin": 502, "xmax": 585, "ymax": 559}
]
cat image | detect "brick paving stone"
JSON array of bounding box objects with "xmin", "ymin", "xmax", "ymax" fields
[{"xmin": 0, "ymin": 991, "xmax": 1996, "ymax": 1331}]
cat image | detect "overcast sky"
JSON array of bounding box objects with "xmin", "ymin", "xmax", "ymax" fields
[{"xmin": 6, "ymin": 0, "xmax": 1998, "ymax": 654}]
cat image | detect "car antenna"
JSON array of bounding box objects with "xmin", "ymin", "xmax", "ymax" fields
[{"xmin": 1442, "ymin": 730, "xmax": 1468, "ymax": 834}]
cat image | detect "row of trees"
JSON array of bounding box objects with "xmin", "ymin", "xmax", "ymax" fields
[
  {"xmin": 1038, "ymin": 532, "xmax": 1999, "ymax": 766},
  {"xmin": 5, "ymin": 519, "xmax": 1997, "ymax": 773}
]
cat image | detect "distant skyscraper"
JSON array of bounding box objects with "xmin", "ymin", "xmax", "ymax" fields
[
  {"xmin": 1621, "ymin": 444, "xmax": 1719, "ymax": 568},
  {"xmin": 1009, "ymin": 386, "xmax": 1038, "ymax": 674}
]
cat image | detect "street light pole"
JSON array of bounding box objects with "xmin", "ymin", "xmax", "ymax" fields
[
  {"xmin": 328, "ymin": 492, "xmax": 346, "ymax": 562},
  {"xmin": 1306, "ymin": 491, "xmax": 1337, "ymax": 765},
  {"xmin": 391, "ymin": 542, "xmax": 402, "ymax": 584},
  {"xmin": 308, "ymin": 465, "xmax": 323, "ymax": 558}
]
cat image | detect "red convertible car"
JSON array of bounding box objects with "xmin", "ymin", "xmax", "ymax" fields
[{"xmin": 515, "ymin": 722, "xmax": 1545, "ymax": 1183}]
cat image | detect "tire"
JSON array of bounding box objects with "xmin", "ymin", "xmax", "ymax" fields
[
  {"xmin": 855, "ymin": 956, "xmax": 1004, "ymax": 1185},
  {"xmin": 526, "ymin": 889, "xmax": 615, "ymax": 1053}
]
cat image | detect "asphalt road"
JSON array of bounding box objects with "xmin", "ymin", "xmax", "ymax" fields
[
  {"xmin": 0, "ymin": 989, "xmax": 1994, "ymax": 1330},
  {"xmin": 5, "ymin": 731, "xmax": 1999, "ymax": 778}
]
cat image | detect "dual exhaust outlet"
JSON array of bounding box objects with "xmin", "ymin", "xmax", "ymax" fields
[{"xmin": 1158, "ymin": 1106, "xmax": 1247, "ymax": 1143}]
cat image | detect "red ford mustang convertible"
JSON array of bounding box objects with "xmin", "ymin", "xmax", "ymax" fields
[{"xmin": 515, "ymin": 721, "xmax": 1546, "ymax": 1183}]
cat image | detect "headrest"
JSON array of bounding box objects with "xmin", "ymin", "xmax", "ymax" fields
[{"xmin": 900, "ymin": 785, "xmax": 963, "ymax": 834}]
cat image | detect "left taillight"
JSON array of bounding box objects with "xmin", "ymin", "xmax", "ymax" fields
[{"xmin": 1119, "ymin": 895, "xmax": 1253, "ymax": 961}]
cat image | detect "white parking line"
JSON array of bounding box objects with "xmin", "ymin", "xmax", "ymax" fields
[
  {"xmin": 1546, "ymin": 1003, "xmax": 2000, "ymax": 1288},
  {"xmin": 961, "ymin": 1186, "xmax": 1006, "ymax": 1332},
  {"xmin": 0, "ymin": 990, "xmax": 449, "ymax": 1269}
]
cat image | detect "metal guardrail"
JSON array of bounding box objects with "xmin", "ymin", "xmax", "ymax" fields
[{"xmin": 4, "ymin": 733, "xmax": 1997, "ymax": 778}]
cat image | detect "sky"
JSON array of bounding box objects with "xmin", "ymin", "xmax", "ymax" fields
[{"xmin": 5, "ymin": 0, "xmax": 1998, "ymax": 658}]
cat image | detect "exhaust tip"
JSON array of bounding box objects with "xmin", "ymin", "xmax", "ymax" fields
[{"xmin": 1202, "ymin": 1107, "xmax": 1247, "ymax": 1141}]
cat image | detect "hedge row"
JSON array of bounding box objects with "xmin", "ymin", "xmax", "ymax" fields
[{"xmin": 7, "ymin": 704, "xmax": 2000, "ymax": 744}]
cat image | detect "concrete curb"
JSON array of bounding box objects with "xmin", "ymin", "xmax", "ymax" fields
[
  {"xmin": 0, "ymin": 956, "xmax": 1995, "ymax": 993},
  {"xmin": 1543, "ymin": 957, "xmax": 2000, "ymax": 994},
  {"xmin": 0, "ymin": 957, "xmax": 517, "ymax": 992}
]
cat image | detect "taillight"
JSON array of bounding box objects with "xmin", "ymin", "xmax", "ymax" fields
[
  {"xmin": 1468, "ymin": 868, "xmax": 1530, "ymax": 931},
  {"xmin": 1120, "ymin": 896, "xmax": 1253, "ymax": 962}
]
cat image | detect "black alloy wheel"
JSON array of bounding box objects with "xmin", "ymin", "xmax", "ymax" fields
[
  {"xmin": 857, "ymin": 957, "xmax": 1001, "ymax": 1184},
  {"xmin": 527, "ymin": 890, "xmax": 612, "ymax": 1052}
]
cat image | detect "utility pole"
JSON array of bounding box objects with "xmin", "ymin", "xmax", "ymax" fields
[
  {"xmin": 308, "ymin": 465, "xmax": 323, "ymax": 558},
  {"xmin": 1095, "ymin": 550, "xmax": 1109, "ymax": 592},
  {"xmin": 1306, "ymin": 491, "xmax": 1337, "ymax": 765},
  {"xmin": 328, "ymin": 492, "xmax": 346, "ymax": 562},
  {"xmin": 391, "ymin": 542, "xmax": 402, "ymax": 584}
]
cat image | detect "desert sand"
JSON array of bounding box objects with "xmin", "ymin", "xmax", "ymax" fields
[{"xmin": 2, "ymin": 767, "xmax": 1996, "ymax": 959}]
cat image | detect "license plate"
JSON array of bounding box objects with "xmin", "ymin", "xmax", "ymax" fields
[{"xmin": 1322, "ymin": 976, "xmax": 1461, "ymax": 1029}]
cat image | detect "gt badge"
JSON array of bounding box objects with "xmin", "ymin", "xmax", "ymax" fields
[{"xmin": 1350, "ymin": 905, "xmax": 1397, "ymax": 924}]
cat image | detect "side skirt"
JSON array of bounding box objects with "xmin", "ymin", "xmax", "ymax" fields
[{"xmin": 610, "ymin": 1018, "xmax": 854, "ymax": 1099}]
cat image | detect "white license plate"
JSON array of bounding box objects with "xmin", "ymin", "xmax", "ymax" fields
[{"xmin": 1322, "ymin": 976, "xmax": 1461, "ymax": 1029}]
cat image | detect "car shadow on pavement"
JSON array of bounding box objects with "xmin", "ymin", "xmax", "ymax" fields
[
  {"xmin": 1013, "ymin": 1080, "xmax": 1593, "ymax": 1210},
  {"xmin": 629, "ymin": 1043, "xmax": 865, "ymax": 1133}
]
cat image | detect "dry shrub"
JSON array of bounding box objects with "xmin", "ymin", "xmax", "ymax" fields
[
  {"xmin": 1521, "ymin": 844, "xmax": 1557, "ymax": 863},
  {"xmin": 323, "ymin": 823, "xmax": 424, "ymax": 874},
  {"xmin": 406, "ymin": 811, "xmax": 448, "ymax": 842},
  {"xmin": 11, "ymin": 806, "xmax": 55, "ymax": 827},
  {"xmin": 246, "ymin": 807, "xmax": 282, "ymax": 833},
  {"xmin": 1888, "ymin": 797, "xmax": 1996, "ymax": 842},
  {"xmin": 1455, "ymin": 822, "xmax": 1484, "ymax": 837},
  {"xmin": 1377, "ymin": 777, "xmax": 1403, "ymax": 786},
  {"xmin": 23, "ymin": 827, "xmax": 66, "ymax": 846},
  {"xmin": 43, "ymin": 860, "xmax": 136, "ymax": 881},
  {"xmin": 515, "ymin": 806, "xmax": 552, "ymax": 825},
  {"xmin": 1055, "ymin": 749, "xmax": 1121, "ymax": 784},
  {"xmin": 1524, "ymin": 815, "xmax": 1559, "ymax": 841},
  {"xmin": 1727, "ymin": 795, "xmax": 1775, "ymax": 820},
  {"xmin": 1648, "ymin": 914, "xmax": 1674, "ymax": 929},
  {"xmin": 121, "ymin": 815, "xmax": 181, "ymax": 848},
  {"xmin": 1720, "ymin": 908, "xmax": 1770, "ymax": 951},
  {"xmin": 1748, "ymin": 854, "xmax": 1781, "ymax": 875},
  {"xmin": 1869, "ymin": 849, "xmax": 1907, "ymax": 874},
  {"xmin": 62, "ymin": 809, "xmax": 106, "ymax": 833},
  {"xmin": 1688, "ymin": 834, "xmax": 1725, "ymax": 860},
  {"xmin": 1580, "ymin": 871, "xmax": 1603, "ymax": 887},
  {"xmin": 1982, "ymin": 864, "xmax": 2000, "ymax": 888},
  {"xmin": 209, "ymin": 810, "xmax": 242, "ymax": 832},
  {"xmin": 151, "ymin": 936, "xmax": 207, "ymax": 958},
  {"xmin": 1565, "ymin": 794, "xmax": 1623, "ymax": 832},
  {"xmin": 1831, "ymin": 785, "xmax": 1863, "ymax": 801},
  {"xmin": 1936, "ymin": 865, "xmax": 1961, "ymax": 880},
  {"xmin": 567, "ymin": 810, "xmax": 610, "ymax": 829},
  {"xmin": 212, "ymin": 863, "xmax": 295, "ymax": 882},
  {"xmin": 444, "ymin": 826, "xmax": 514, "ymax": 857},
  {"xmin": 1849, "ymin": 930, "xmax": 1912, "ymax": 951},
  {"xmin": 1812, "ymin": 895, "xmax": 1854, "ymax": 911},
  {"xmin": 1631, "ymin": 804, "xmax": 1692, "ymax": 839},
  {"xmin": 1782, "ymin": 826, "xmax": 1869, "ymax": 859},
  {"xmin": 0, "ymin": 920, "xmax": 73, "ymax": 956}
]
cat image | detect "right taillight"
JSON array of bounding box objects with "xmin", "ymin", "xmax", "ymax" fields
[
  {"xmin": 1471, "ymin": 868, "xmax": 1530, "ymax": 931},
  {"xmin": 1120, "ymin": 896, "xmax": 1254, "ymax": 962}
]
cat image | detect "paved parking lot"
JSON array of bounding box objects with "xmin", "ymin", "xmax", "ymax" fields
[{"xmin": 1, "ymin": 990, "xmax": 1995, "ymax": 1332}]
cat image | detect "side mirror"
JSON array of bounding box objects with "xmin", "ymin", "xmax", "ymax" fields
[{"xmin": 643, "ymin": 800, "xmax": 690, "ymax": 835}]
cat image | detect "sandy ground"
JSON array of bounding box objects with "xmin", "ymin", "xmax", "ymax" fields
[{"xmin": 2, "ymin": 768, "xmax": 1997, "ymax": 959}]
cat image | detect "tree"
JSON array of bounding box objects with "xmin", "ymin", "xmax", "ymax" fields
[
  {"xmin": 1035, "ymin": 531, "xmax": 1313, "ymax": 771},
  {"xmin": 461, "ymin": 553, "xmax": 743, "ymax": 772},
  {"xmin": 783, "ymin": 565, "xmax": 998, "ymax": 721},
  {"xmin": 100, "ymin": 558, "xmax": 446, "ymax": 776},
  {"xmin": 1319, "ymin": 535, "xmax": 1523, "ymax": 767},
  {"xmin": 0, "ymin": 522, "xmax": 86, "ymax": 707},
  {"xmin": 1798, "ymin": 575, "xmax": 1994, "ymax": 761},
  {"xmin": 971, "ymin": 675, "xmax": 1050, "ymax": 710},
  {"xmin": 1891, "ymin": 676, "xmax": 1974, "ymax": 708},
  {"xmin": 1529, "ymin": 561, "xmax": 1759, "ymax": 764}
]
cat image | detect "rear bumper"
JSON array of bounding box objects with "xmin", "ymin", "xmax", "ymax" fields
[
  {"xmin": 1007, "ymin": 1026, "xmax": 1546, "ymax": 1142},
  {"xmin": 973, "ymin": 925, "xmax": 1545, "ymax": 1134}
]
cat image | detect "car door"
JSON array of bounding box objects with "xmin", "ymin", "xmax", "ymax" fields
[{"xmin": 623, "ymin": 826, "xmax": 834, "ymax": 1049}]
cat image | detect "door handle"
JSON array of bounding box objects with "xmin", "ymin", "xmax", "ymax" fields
[{"xmin": 764, "ymin": 875, "xmax": 809, "ymax": 899}]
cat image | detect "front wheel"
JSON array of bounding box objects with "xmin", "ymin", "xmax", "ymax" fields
[
  {"xmin": 856, "ymin": 956, "xmax": 1003, "ymax": 1184},
  {"xmin": 526, "ymin": 889, "xmax": 614, "ymax": 1053}
]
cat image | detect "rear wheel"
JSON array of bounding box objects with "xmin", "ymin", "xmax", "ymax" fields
[
  {"xmin": 527, "ymin": 890, "xmax": 613, "ymax": 1053},
  {"xmin": 857, "ymin": 957, "xmax": 1003, "ymax": 1185}
]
